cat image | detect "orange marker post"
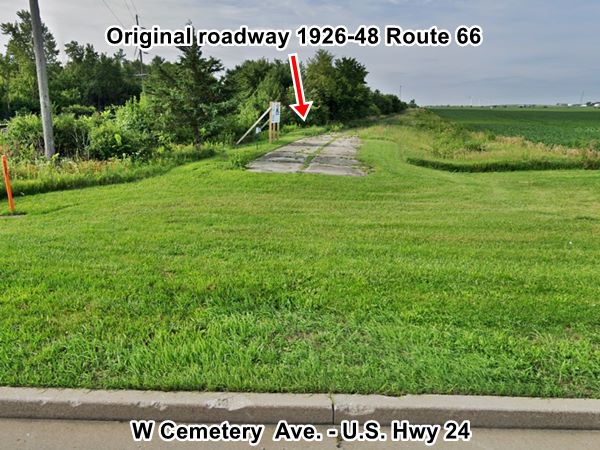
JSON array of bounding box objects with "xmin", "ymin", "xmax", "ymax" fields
[{"xmin": 2, "ymin": 155, "xmax": 15, "ymax": 213}]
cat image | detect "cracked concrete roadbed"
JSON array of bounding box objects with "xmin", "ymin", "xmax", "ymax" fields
[{"xmin": 247, "ymin": 134, "xmax": 365, "ymax": 176}]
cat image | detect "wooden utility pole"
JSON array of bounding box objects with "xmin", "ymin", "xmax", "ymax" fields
[
  {"xmin": 29, "ymin": 0, "xmax": 55, "ymax": 158},
  {"xmin": 135, "ymin": 14, "xmax": 145, "ymax": 77}
]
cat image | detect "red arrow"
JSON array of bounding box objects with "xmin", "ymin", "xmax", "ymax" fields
[{"xmin": 288, "ymin": 53, "xmax": 313, "ymax": 121}]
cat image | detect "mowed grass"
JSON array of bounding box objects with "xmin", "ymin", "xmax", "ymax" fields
[
  {"xmin": 431, "ymin": 107, "xmax": 600, "ymax": 149},
  {"xmin": 1, "ymin": 116, "xmax": 600, "ymax": 397}
]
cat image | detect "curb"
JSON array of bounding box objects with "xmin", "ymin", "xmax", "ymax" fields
[
  {"xmin": 1, "ymin": 387, "xmax": 600, "ymax": 429},
  {"xmin": 0, "ymin": 388, "xmax": 332, "ymax": 424},
  {"xmin": 333, "ymin": 394, "xmax": 600, "ymax": 430}
]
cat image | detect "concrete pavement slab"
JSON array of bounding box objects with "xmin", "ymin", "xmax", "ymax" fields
[
  {"xmin": 247, "ymin": 134, "xmax": 365, "ymax": 176},
  {"xmin": 2, "ymin": 420, "xmax": 600, "ymax": 450}
]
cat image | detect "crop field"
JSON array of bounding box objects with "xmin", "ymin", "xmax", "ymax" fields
[
  {"xmin": 1, "ymin": 112, "xmax": 600, "ymax": 398},
  {"xmin": 430, "ymin": 107, "xmax": 600, "ymax": 149},
  {"xmin": 392, "ymin": 110, "xmax": 600, "ymax": 172}
]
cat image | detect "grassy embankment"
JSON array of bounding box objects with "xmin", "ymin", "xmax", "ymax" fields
[
  {"xmin": 432, "ymin": 106, "xmax": 600, "ymax": 149},
  {"xmin": 403, "ymin": 108, "xmax": 600, "ymax": 172},
  {"xmin": 0, "ymin": 112, "xmax": 599, "ymax": 397},
  {"xmin": 0, "ymin": 125, "xmax": 329, "ymax": 200}
]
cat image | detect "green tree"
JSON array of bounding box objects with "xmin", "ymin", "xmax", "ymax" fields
[
  {"xmin": 224, "ymin": 58, "xmax": 293, "ymax": 131},
  {"xmin": 145, "ymin": 39, "xmax": 225, "ymax": 146},
  {"xmin": 0, "ymin": 10, "xmax": 60, "ymax": 114},
  {"xmin": 55, "ymin": 42, "xmax": 141, "ymax": 111},
  {"xmin": 333, "ymin": 57, "xmax": 371, "ymax": 121},
  {"xmin": 304, "ymin": 50, "xmax": 337, "ymax": 123},
  {"xmin": 0, "ymin": 53, "xmax": 16, "ymax": 118}
]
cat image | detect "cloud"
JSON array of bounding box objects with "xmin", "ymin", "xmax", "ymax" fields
[{"xmin": 1, "ymin": 0, "xmax": 599, "ymax": 104}]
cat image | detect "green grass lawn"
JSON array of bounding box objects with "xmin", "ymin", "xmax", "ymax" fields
[
  {"xmin": 431, "ymin": 107, "xmax": 600, "ymax": 149},
  {"xmin": 1, "ymin": 115, "xmax": 599, "ymax": 397}
]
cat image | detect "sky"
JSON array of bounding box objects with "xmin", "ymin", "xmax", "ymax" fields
[{"xmin": 1, "ymin": 0, "xmax": 599, "ymax": 105}]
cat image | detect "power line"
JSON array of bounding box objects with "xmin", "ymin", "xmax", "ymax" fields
[
  {"xmin": 123, "ymin": 0, "xmax": 135, "ymax": 22},
  {"xmin": 100, "ymin": 0, "xmax": 125, "ymax": 27},
  {"xmin": 129, "ymin": 0, "xmax": 139, "ymax": 16},
  {"xmin": 134, "ymin": 14, "xmax": 147, "ymax": 77}
]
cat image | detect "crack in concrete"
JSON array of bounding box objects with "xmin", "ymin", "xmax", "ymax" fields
[{"xmin": 247, "ymin": 134, "xmax": 366, "ymax": 176}]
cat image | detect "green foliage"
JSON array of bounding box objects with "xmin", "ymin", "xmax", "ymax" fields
[
  {"xmin": 406, "ymin": 157, "xmax": 591, "ymax": 172},
  {"xmin": 53, "ymin": 43, "xmax": 142, "ymax": 111},
  {"xmin": 0, "ymin": 10, "xmax": 60, "ymax": 117},
  {"xmin": 0, "ymin": 10, "xmax": 58, "ymax": 65},
  {"xmin": 145, "ymin": 39, "xmax": 226, "ymax": 147},
  {"xmin": 302, "ymin": 50, "xmax": 405, "ymax": 124},
  {"xmin": 223, "ymin": 50, "xmax": 404, "ymax": 142},
  {"xmin": 53, "ymin": 113, "xmax": 91, "ymax": 157},
  {"xmin": 332, "ymin": 56, "xmax": 372, "ymax": 120},
  {"xmin": 304, "ymin": 50, "xmax": 337, "ymax": 123},
  {"xmin": 61, "ymin": 104, "xmax": 96, "ymax": 117},
  {"xmin": 225, "ymin": 58, "xmax": 293, "ymax": 135},
  {"xmin": 114, "ymin": 96, "xmax": 162, "ymax": 149},
  {"xmin": 3, "ymin": 98, "xmax": 162, "ymax": 160},
  {"xmin": 0, "ymin": 11, "xmax": 142, "ymax": 119},
  {"xmin": 372, "ymin": 90, "xmax": 404, "ymax": 115},
  {"xmin": 87, "ymin": 119, "xmax": 152, "ymax": 160},
  {"xmin": 2, "ymin": 112, "xmax": 94, "ymax": 158},
  {"xmin": 0, "ymin": 127, "xmax": 324, "ymax": 200},
  {"xmin": 1, "ymin": 113, "xmax": 43, "ymax": 157},
  {"xmin": 373, "ymin": 109, "xmax": 600, "ymax": 172},
  {"xmin": 432, "ymin": 107, "xmax": 600, "ymax": 149},
  {"xmin": 0, "ymin": 8, "xmax": 403, "ymax": 156}
]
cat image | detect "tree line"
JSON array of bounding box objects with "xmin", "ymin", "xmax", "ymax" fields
[{"xmin": 0, "ymin": 11, "xmax": 411, "ymax": 159}]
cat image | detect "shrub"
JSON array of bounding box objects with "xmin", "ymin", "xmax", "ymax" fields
[
  {"xmin": 328, "ymin": 122, "xmax": 344, "ymax": 133},
  {"xmin": 170, "ymin": 143, "xmax": 218, "ymax": 164},
  {"xmin": 463, "ymin": 139, "xmax": 486, "ymax": 152},
  {"xmin": 113, "ymin": 97, "xmax": 165, "ymax": 154},
  {"xmin": 87, "ymin": 120, "xmax": 151, "ymax": 160},
  {"xmin": 114, "ymin": 98, "xmax": 152, "ymax": 137},
  {"xmin": 1, "ymin": 114, "xmax": 43, "ymax": 158},
  {"xmin": 61, "ymin": 104, "xmax": 96, "ymax": 117},
  {"xmin": 282, "ymin": 124, "xmax": 299, "ymax": 133},
  {"xmin": 2, "ymin": 113, "xmax": 94, "ymax": 159},
  {"xmin": 53, "ymin": 114, "xmax": 91, "ymax": 158},
  {"xmin": 407, "ymin": 157, "xmax": 586, "ymax": 172}
]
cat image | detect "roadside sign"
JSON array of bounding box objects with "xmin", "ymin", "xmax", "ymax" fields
[{"xmin": 271, "ymin": 102, "xmax": 281, "ymax": 124}]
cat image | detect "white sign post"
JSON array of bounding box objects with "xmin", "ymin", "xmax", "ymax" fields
[
  {"xmin": 272, "ymin": 102, "xmax": 281, "ymax": 124},
  {"xmin": 269, "ymin": 101, "xmax": 281, "ymax": 143}
]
